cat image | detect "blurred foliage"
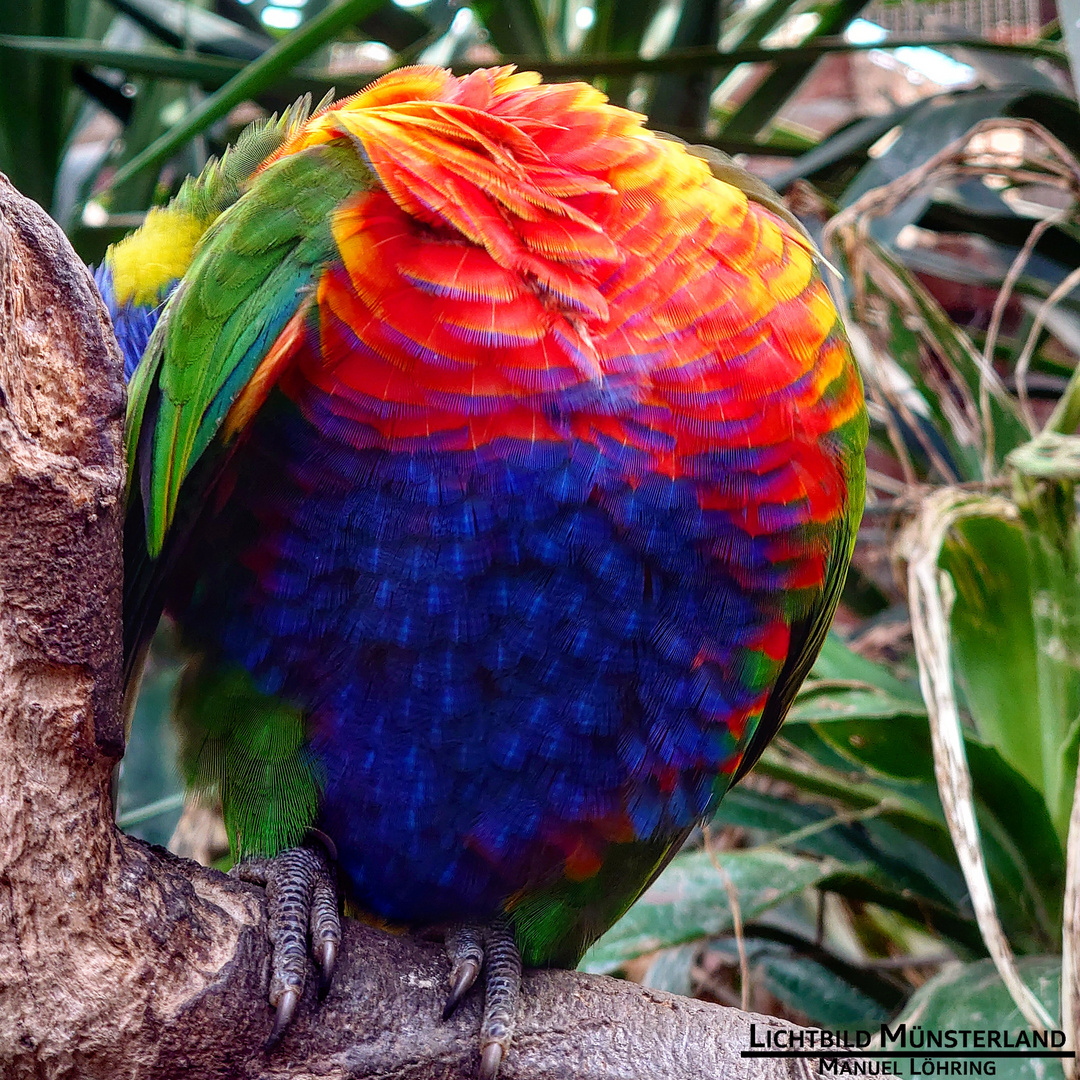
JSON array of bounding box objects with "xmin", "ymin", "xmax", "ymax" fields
[
  {"xmin": 892, "ymin": 958, "xmax": 1065, "ymax": 1080},
  {"xmin": 3, "ymin": 0, "xmax": 1080, "ymax": 1051},
  {"xmin": 116, "ymin": 625, "xmax": 185, "ymax": 847}
]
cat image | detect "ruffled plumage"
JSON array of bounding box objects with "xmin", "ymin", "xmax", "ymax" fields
[{"xmin": 112, "ymin": 66, "xmax": 867, "ymax": 966}]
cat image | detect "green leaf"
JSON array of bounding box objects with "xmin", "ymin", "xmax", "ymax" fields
[
  {"xmin": 713, "ymin": 788, "xmax": 973, "ymax": 924},
  {"xmin": 0, "ymin": 0, "xmax": 94, "ymax": 209},
  {"xmin": 476, "ymin": 0, "xmax": 552, "ymax": 58},
  {"xmin": 0, "ymin": 37, "xmax": 250, "ymax": 85},
  {"xmin": 105, "ymin": 0, "xmax": 387, "ymax": 194},
  {"xmin": 943, "ymin": 510, "xmax": 1080, "ymax": 842},
  {"xmin": 584, "ymin": 0, "xmax": 663, "ymax": 106},
  {"xmin": 781, "ymin": 714, "xmax": 1062, "ymax": 945},
  {"xmin": 794, "ymin": 623, "xmax": 1064, "ymax": 935},
  {"xmin": 716, "ymin": 0, "xmax": 872, "ymax": 143},
  {"xmin": 808, "ymin": 634, "xmax": 924, "ymax": 703},
  {"xmin": 105, "ymin": 0, "xmax": 269, "ymax": 59},
  {"xmin": 580, "ymin": 849, "xmax": 831, "ymax": 973},
  {"xmin": 643, "ymin": 0, "xmax": 723, "ymax": 133},
  {"xmin": 964, "ymin": 741, "xmax": 1064, "ymax": 946},
  {"xmin": 641, "ymin": 943, "xmax": 699, "ymax": 995},
  {"xmin": 754, "ymin": 742, "xmax": 947, "ymax": 829},
  {"xmin": 842, "ymin": 88, "xmax": 1080, "ymax": 210},
  {"xmin": 892, "ymin": 957, "xmax": 1064, "ymax": 1080},
  {"xmin": 754, "ymin": 948, "xmax": 892, "ymax": 1027},
  {"xmin": 1009, "ymin": 434, "xmax": 1080, "ymax": 482},
  {"xmin": 809, "ymin": 709, "xmax": 935, "ymax": 780},
  {"xmin": 943, "ymin": 516, "xmax": 1042, "ymax": 788},
  {"xmin": 107, "ymin": 76, "xmax": 189, "ymax": 214},
  {"xmin": 771, "ymin": 101, "xmax": 928, "ymax": 194},
  {"xmin": 760, "ymin": 625, "xmax": 1063, "ymax": 950}
]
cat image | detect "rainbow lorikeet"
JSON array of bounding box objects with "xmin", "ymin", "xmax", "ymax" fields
[{"xmin": 101, "ymin": 65, "xmax": 867, "ymax": 1075}]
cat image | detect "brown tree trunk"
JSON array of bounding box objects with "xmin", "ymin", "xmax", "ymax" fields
[{"xmin": 0, "ymin": 174, "xmax": 820, "ymax": 1080}]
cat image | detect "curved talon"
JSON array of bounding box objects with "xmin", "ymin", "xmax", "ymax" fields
[
  {"xmin": 443, "ymin": 919, "xmax": 520, "ymax": 1078},
  {"xmin": 308, "ymin": 854, "xmax": 341, "ymax": 1002},
  {"xmin": 238, "ymin": 843, "xmax": 341, "ymax": 1046},
  {"xmin": 267, "ymin": 988, "xmax": 299, "ymax": 1049},
  {"xmin": 443, "ymin": 957, "xmax": 481, "ymax": 1020},
  {"xmin": 443, "ymin": 923, "xmax": 485, "ymax": 1019},
  {"xmin": 479, "ymin": 1041, "xmax": 505, "ymax": 1080},
  {"xmin": 316, "ymin": 939, "xmax": 338, "ymax": 999}
]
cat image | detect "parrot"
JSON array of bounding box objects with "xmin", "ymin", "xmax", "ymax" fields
[{"xmin": 99, "ymin": 64, "xmax": 867, "ymax": 1077}]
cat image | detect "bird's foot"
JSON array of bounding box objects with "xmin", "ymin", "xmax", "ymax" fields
[
  {"xmin": 443, "ymin": 918, "xmax": 522, "ymax": 1080},
  {"xmin": 233, "ymin": 838, "xmax": 341, "ymax": 1047}
]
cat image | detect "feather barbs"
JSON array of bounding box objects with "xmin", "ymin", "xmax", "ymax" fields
[
  {"xmin": 130, "ymin": 63, "xmax": 863, "ymax": 585},
  {"xmin": 108, "ymin": 207, "xmax": 206, "ymax": 307}
]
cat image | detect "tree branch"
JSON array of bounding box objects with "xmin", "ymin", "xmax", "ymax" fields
[{"xmin": 0, "ymin": 174, "xmax": 820, "ymax": 1080}]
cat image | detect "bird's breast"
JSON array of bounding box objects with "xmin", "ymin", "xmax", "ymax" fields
[
  {"xmin": 171, "ymin": 352, "xmax": 838, "ymax": 925},
  {"xmin": 169, "ymin": 74, "xmax": 864, "ymax": 922}
]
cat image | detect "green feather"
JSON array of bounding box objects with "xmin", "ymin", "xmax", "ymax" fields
[
  {"xmin": 122, "ymin": 96, "xmax": 320, "ymax": 487},
  {"xmin": 108, "ymin": 97, "xmax": 320, "ymax": 310},
  {"xmin": 127, "ymin": 141, "xmax": 372, "ymax": 556},
  {"xmin": 176, "ymin": 663, "xmax": 320, "ymax": 858},
  {"xmin": 511, "ymin": 833, "xmax": 685, "ymax": 967},
  {"xmin": 172, "ymin": 93, "xmax": 319, "ymax": 225}
]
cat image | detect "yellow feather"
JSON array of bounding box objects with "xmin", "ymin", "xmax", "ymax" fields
[{"xmin": 108, "ymin": 206, "xmax": 206, "ymax": 307}]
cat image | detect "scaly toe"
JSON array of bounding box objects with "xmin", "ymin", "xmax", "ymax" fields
[
  {"xmin": 440, "ymin": 918, "xmax": 522, "ymax": 1078},
  {"xmin": 443, "ymin": 923, "xmax": 486, "ymax": 1019},
  {"xmin": 478, "ymin": 919, "xmax": 521, "ymax": 1080},
  {"xmin": 233, "ymin": 841, "xmax": 340, "ymax": 1045}
]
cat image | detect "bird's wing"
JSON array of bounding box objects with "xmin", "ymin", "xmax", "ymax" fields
[
  {"xmin": 679, "ymin": 141, "xmax": 867, "ymax": 787},
  {"xmin": 729, "ymin": 477, "xmax": 863, "ymax": 787},
  {"xmin": 122, "ymin": 142, "xmax": 371, "ymax": 679},
  {"xmin": 126, "ymin": 142, "xmax": 370, "ymax": 557},
  {"xmin": 121, "ymin": 142, "xmax": 374, "ymax": 856}
]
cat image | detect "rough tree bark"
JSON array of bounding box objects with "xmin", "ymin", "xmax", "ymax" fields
[{"xmin": 0, "ymin": 175, "xmax": 821, "ymax": 1079}]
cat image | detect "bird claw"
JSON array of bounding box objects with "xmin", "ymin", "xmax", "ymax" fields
[
  {"xmin": 443, "ymin": 923, "xmax": 486, "ymax": 1019},
  {"xmin": 316, "ymin": 939, "xmax": 338, "ymax": 999},
  {"xmin": 233, "ymin": 841, "xmax": 341, "ymax": 1047},
  {"xmin": 443, "ymin": 957, "xmax": 481, "ymax": 1020},
  {"xmin": 443, "ymin": 918, "xmax": 522, "ymax": 1079},
  {"xmin": 267, "ymin": 988, "xmax": 299, "ymax": 1049},
  {"xmin": 479, "ymin": 1041, "xmax": 505, "ymax": 1080}
]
